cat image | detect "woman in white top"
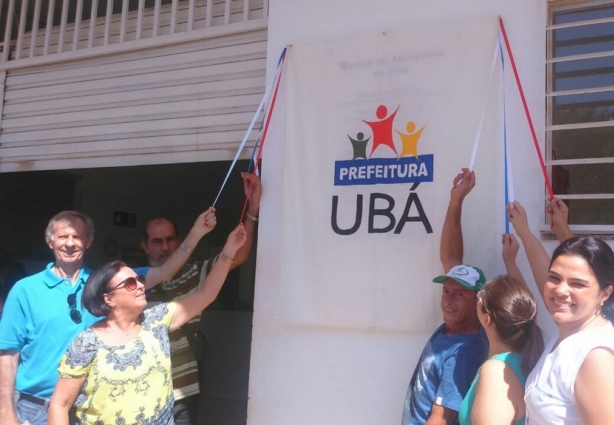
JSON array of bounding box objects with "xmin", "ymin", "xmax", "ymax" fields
[{"xmin": 508, "ymin": 201, "xmax": 614, "ymax": 425}]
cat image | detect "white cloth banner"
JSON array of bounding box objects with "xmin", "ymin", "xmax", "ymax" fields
[{"xmin": 276, "ymin": 17, "xmax": 502, "ymax": 331}]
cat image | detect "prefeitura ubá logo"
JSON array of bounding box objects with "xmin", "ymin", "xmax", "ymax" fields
[{"xmin": 331, "ymin": 104, "xmax": 434, "ymax": 235}]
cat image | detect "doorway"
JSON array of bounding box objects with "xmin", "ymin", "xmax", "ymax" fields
[{"xmin": 0, "ymin": 160, "xmax": 255, "ymax": 424}]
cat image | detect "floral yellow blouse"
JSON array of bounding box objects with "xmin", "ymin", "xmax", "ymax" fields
[{"xmin": 58, "ymin": 302, "xmax": 177, "ymax": 425}]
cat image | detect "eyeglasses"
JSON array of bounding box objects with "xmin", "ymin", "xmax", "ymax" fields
[
  {"xmin": 107, "ymin": 275, "xmax": 145, "ymax": 293},
  {"xmin": 67, "ymin": 285, "xmax": 83, "ymax": 324}
]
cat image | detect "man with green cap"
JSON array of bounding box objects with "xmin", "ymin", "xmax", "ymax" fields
[{"xmin": 402, "ymin": 169, "xmax": 489, "ymax": 425}]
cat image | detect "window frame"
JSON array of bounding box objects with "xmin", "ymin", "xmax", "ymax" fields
[{"xmin": 545, "ymin": 0, "xmax": 614, "ymax": 234}]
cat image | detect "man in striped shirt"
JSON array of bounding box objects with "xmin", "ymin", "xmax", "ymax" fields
[{"xmin": 136, "ymin": 172, "xmax": 261, "ymax": 425}]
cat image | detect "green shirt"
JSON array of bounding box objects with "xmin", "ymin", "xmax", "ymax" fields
[{"xmin": 458, "ymin": 352, "xmax": 526, "ymax": 425}]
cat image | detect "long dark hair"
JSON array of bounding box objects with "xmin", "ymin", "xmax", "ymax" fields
[
  {"xmin": 82, "ymin": 261, "xmax": 126, "ymax": 316},
  {"xmin": 480, "ymin": 275, "xmax": 545, "ymax": 376},
  {"xmin": 550, "ymin": 236, "xmax": 614, "ymax": 322}
]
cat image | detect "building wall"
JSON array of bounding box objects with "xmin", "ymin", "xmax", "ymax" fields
[
  {"xmin": 250, "ymin": 1, "xmax": 557, "ymax": 424},
  {"xmin": 0, "ymin": 26, "xmax": 267, "ymax": 173}
]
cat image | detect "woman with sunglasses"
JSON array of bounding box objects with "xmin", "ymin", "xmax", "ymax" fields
[
  {"xmin": 48, "ymin": 224, "xmax": 247, "ymax": 425},
  {"xmin": 508, "ymin": 201, "xmax": 614, "ymax": 425},
  {"xmin": 458, "ymin": 234, "xmax": 544, "ymax": 425}
]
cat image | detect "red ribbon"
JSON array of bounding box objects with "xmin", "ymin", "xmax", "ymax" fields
[
  {"xmin": 499, "ymin": 16, "xmax": 554, "ymax": 200},
  {"xmin": 239, "ymin": 50, "xmax": 288, "ymax": 223}
]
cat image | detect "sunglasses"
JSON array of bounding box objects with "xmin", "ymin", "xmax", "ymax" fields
[
  {"xmin": 67, "ymin": 285, "xmax": 83, "ymax": 324},
  {"xmin": 107, "ymin": 275, "xmax": 145, "ymax": 293}
]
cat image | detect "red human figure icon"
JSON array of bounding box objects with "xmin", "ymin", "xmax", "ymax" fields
[{"xmin": 363, "ymin": 104, "xmax": 399, "ymax": 157}]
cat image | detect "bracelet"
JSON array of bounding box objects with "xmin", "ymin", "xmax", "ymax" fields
[
  {"xmin": 180, "ymin": 242, "xmax": 193, "ymax": 254},
  {"xmin": 219, "ymin": 252, "xmax": 234, "ymax": 265},
  {"xmin": 246, "ymin": 212, "xmax": 259, "ymax": 222}
]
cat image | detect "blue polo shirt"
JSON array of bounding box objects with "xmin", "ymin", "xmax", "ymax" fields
[
  {"xmin": 0, "ymin": 263, "xmax": 100, "ymax": 398},
  {"xmin": 402, "ymin": 324, "xmax": 488, "ymax": 425}
]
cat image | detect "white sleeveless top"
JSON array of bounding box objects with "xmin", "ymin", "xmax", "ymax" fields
[{"xmin": 524, "ymin": 321, "xmax": 614, "ymax": 425}]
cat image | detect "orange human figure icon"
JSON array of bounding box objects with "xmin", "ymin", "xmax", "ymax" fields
[{"xmin": 396, "ymin": 121, "xmax": 426, "ymax": 158}]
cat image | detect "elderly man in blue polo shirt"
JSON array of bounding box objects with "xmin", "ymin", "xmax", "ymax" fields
[
  {"xmin": 402, "ymin": 169, "xmax": 489, "ymax": 425},
  {"xmin": 0, "ymin": 208, "xmax": 216, "ymax": 425}
]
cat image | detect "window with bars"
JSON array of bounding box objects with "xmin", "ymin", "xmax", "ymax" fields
[{"xmin": 547, "ymin": 0, "xmax": 614, "ymax": 231}]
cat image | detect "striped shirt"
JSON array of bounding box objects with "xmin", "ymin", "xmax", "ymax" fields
[{"xmin": 142, "ymin": 256, "xmax": 216, "ymax": 401}]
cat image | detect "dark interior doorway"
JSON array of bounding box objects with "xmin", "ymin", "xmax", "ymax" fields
[{"xmin": 0, "ymin": 159, "xmax": 255, "ymax": 425}]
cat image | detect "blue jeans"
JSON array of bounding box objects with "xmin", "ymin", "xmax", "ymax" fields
[{"xmin": 15, "ymin": 395, "xmax": 49, "ymax": 425}]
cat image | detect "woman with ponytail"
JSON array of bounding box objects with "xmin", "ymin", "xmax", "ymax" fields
[
  {"xmin": 508, "ymin": 201, "xmax": 614, "ymax": 425},
  {"xmin": 458, "ymin": 234, "xmax": 544, "ymax": 425}
]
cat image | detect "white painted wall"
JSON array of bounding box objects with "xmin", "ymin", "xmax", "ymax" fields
[{"xmin": 250, "ymin": 1, "xmax": 560, "ymax": 424}]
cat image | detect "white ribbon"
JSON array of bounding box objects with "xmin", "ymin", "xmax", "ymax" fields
[{"xmin": 212, "ymin": 51, "xmax": 286, "ymax": 206}]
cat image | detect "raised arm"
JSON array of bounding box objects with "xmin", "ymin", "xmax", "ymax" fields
[
  {"xmin": 145, "ymin": 207, "xmax": 217, "ymax": 289},
  {"xmin": 0, "ymin": 351, "xmax": 19, "ymax": 425},
  {"xmin": 231, "ymin": 172, "xmax": 262, "ymax": 269},
  {"xmin": 170, "ymin": 224, "xmax": 247, "ymax": 330},
  {"xmin": 507, "ymin": 201, "xmax": 551, "ymax": 298},
  {"xmin": 501, "ymin": 233, "xmax": 528, "ymax": 289},
  {"xmin": 440, "ymin": 169, "xmax": 475, "ymax": 273},
  {"xmin": 546, "ymin": 198, "xmax": 573, "ymax": 243},
  {"xmin": 48, "ymin": 375, "xmax": 87, "ymax": 425}
]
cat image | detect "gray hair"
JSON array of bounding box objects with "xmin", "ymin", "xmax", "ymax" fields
[{"xmin": 45, "ymin": 210, "xmax": 95, "ymax": 242}]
